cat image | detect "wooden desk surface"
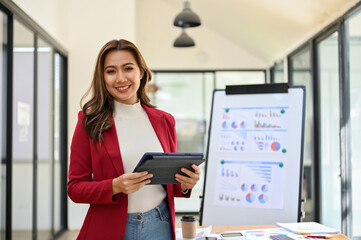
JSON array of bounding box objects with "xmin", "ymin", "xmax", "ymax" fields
[{"xmin": 207, "ymin": 225, "xmax": 350, "ymax": 240}]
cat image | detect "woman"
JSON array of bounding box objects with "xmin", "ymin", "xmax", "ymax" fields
[{"xmin": 68, "ymin": 39, "xmax": 201, "ymax": 240}]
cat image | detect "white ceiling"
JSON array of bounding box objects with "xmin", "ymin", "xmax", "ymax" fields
[{"xmin": 165, "ymin": 0, "xmax": 360, "ymax": 63}]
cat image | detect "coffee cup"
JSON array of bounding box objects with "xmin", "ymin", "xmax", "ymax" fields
[{"xmin": 181, "ymin": 215, "xmax": 198, "ymax": 239}]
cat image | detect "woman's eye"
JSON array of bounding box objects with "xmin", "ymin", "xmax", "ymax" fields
[
  {"xmin": 106, "ymin": 69, "xmax": 115, "ymax": 74},
  {"xmin": 125, "ymin": 67, "xmax": 133, "ymax": 71}
]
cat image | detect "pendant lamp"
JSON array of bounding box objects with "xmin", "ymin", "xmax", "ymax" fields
[
  {"xmin": 173, "ymin": 1, "xmax": 201, "ymax": 28},
  {"xmin": 173, "ymin": 29, "xmax": 195, "ymax": 47}
]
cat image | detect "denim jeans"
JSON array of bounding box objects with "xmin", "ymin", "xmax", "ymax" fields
[{"xmin": 124, "ymin": 200, "xmax": 173, "ymax": 240}]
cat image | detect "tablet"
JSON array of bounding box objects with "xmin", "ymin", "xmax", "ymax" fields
[{"xmin": 133, "ymin": 152, "xmax": 205, "ymax": 184}]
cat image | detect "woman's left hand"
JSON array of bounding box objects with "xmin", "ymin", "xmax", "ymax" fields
[{"xmin": 175, "ymin": 164, "xmax": 201, "ymax": 192}]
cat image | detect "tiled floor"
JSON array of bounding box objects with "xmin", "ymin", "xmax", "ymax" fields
[{"xmin": 57, "ymin": 213, "xmax": 199, "ymax": 240}]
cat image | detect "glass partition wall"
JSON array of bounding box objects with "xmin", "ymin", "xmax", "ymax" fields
[
  {"xmin": 53, "ymin": 52, "xmax": 67, "ymax": 235},
  {"xmin": 12, "ymin": 19, "xmax": 34, "ymax": 240},
  {"xmin": 271, "ymin": 60, "xmax": 285, "ymax": 83},
  {"xmin": 347, "ymin": 10, "xmax": 361, "ymax": 240},
  {"xmin": 289, "ymin": 47, "xmax": 315, "ymax": 221},
  {"xmin": 152, "ymin": 73, "xmax": 207, "ymax": 212},
  {"xmin": 36, "ymin": 38, "xmax": 53, "ymax": 240},
  {"xmin": 215, "ymin": 71, "xmax": 266, "ymax": 88},
  {"xmin": 317, "ymin": 31, "xmax": 341, "ymax": 230},
  {"xmin": 0, "ymin": 2, "xmax": 68, "ymax": 239},
  {"xmin": 286, "ymin": 9, "xmax": 361, "ymax": 236}
]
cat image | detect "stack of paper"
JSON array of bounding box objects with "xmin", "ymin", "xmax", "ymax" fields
[
  {"xmin": 240, "ymin": 227, "xmax": 305, "ymax": 240},
  {"xmin": 276, "ymin": 222, "xmax": 340, "ymax": 234}
]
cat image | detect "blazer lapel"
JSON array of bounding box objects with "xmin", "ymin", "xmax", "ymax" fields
[
  {"xmin": 101, "ymin": 105, "xmax": 170, "ymax": 177},
  {"xmin": 142, "ymin": 104, "xmax": 171, "ymax": 152},
  {"xmin": 102, "ymin": 118, "xmax": 124, "ymax": 176}
]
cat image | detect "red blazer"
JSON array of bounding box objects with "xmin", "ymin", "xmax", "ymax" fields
[{"xmin": 68, "ymin": 104, "xmax": 191, "ymax": 240}]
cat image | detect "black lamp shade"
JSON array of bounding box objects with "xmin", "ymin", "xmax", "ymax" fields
[
  {"xmin": 173, "ymin": 1, "xmax": 201, "ymax": 28},
  {"xmin": 173, "ymin": 30, "xmax": 195, "ymax": 47}
]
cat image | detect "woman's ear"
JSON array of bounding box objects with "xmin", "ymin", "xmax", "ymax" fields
[{"xmin": 140, "ymin": 70, "xmax": 144, "ymax": 80}]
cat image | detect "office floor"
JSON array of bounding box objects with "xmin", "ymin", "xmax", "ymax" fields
[{"xmin": 57, "ymin": 213, "xmax": 198, "ymax": 240}]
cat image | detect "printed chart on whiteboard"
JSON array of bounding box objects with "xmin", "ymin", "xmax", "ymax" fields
[
  {"xmin": 214, "ymin": 106, "xmax": 288, "ymax": 209},
  {"xmin": 201, "ymin": 85, "xmax": 305, "ymax": 226}
]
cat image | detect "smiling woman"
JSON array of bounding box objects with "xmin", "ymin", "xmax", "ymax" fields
[{"xmin": 68, "ymin": 39, "xmax": 201, "ymax": 240}]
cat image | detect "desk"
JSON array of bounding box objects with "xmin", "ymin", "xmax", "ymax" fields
[{"xmin": 207, "ymin": 225, "xmax": 350, "ymax": 240}]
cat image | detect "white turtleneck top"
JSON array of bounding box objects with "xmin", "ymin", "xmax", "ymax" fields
[{"xmin": 113, "ymin": 100, "xmax": 167, "ymax": 213}]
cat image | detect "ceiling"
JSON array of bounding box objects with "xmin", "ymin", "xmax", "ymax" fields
[{"xmin": 165, "ymin": 0, "xmax": 360, "ymax": 64}]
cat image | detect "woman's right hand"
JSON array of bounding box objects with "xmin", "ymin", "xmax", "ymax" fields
[{"xmin": 112, "ymin": 171, "xmax": 153, "ymax": 195}]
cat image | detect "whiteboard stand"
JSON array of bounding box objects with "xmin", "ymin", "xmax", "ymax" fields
[{"xmin": 200, "ymin": 83, "xmax": 305, "ymax": 226}]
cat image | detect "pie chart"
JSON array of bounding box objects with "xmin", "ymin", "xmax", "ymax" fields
[
  {"xmin": 258, "ymin": 194, "xmax": 267, "ymax": 204},
  {"xmin": 261, "ymin": 184, "xmax": 268, "ymax": 192},
  {"xmin": 246, "ymin": 193, "xmax": 255, "ymax": 203},
  {"xmin": 271, "ymin": 141, "xmax": 281, "ymax": 151},
  {"xmin": 250, "ymin": 184, "xmax": 258, "ymax": 191},
  {"xmin": 241, "ymin": 184, "xmax": 248, "ymax": 191}
]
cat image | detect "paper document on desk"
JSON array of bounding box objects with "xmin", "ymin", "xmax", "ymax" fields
[
  {"xmin": 276, "ymin": 222, "xmax": 340, "ymax": 234},
  {"xmin": 240, "ymin": 228, "xmax": 305, "ymax": 240},
  {"xmin": 175, "ymin": 225, "xmax": 213, "ymax": 239}
]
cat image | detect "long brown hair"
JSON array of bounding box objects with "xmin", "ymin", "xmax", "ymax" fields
[{"xmin": 81, "ymin": 39, "xmax": 155, "ymax": 145}]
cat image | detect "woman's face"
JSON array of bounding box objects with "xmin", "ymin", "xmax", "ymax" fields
[{"xmin": 103, "ymin": 50, "xmax": 143, "ymax": 105}]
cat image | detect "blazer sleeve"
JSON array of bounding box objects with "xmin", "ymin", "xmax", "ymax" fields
[
  {"xmin": 67, "ymin": 111, "xmax": 121, "ymax": 205},
  {"xmin": 164, "ymin": 113, "xmax": 192, "ymax": 198}
]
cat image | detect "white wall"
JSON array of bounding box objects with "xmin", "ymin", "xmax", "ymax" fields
[{"xmin": 12, "ymin": 0, "xmax": 70, "ymax": 49}]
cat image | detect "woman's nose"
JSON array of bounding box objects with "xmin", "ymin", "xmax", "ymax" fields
[{"xmin": 116, "ymin": 71, "xmax": 126, "ymax": 82}]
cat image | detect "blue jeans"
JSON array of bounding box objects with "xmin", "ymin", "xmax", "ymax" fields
[{"xmin": 124, "ymin": 200, "xmax": 173, "ymax": 240}]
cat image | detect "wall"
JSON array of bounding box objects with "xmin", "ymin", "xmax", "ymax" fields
[{"xmin": 12, "ymin": 0, "xmax": 70, "ymax": 49}]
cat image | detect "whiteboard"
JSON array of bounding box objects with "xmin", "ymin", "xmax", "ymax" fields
[{"xmin": 200, "ymin": 85, "xmax": 305, "ymax": 226}]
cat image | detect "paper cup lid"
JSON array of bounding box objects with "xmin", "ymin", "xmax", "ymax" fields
[{"xmin": 181, "ymin": 216, "xmax": 198, "ymax": 222}]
